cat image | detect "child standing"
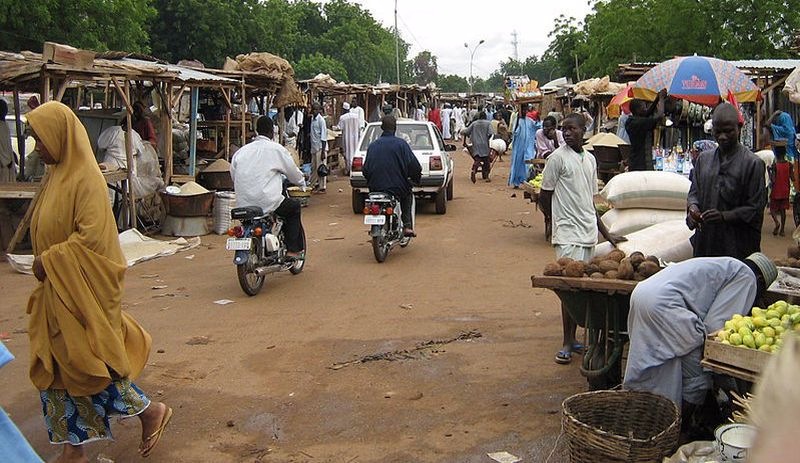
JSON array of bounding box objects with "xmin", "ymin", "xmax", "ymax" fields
[{"xmin": 769, "ymin": 143, "xmax": 792, "ymax": 236}]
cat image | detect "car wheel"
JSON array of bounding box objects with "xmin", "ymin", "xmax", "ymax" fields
[
  {"xmin": 434, "ymin": 191, "xmax": 447, "ymax": 214},
  {"xmin": 351, "ymin": 190, "xmax": 365, "ymax": 214},
  {"xmin": 446, "ymin": 178, "xmax": 454, "ymax": 200}
]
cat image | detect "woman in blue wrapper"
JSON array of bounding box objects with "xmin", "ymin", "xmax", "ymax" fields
[
  {"xmin": 767, "ymin": 110, "xmax": 797, "ymax": 160},
  {"xmin": 508, "ymin": 107, "xmax": 539, "ymax": 188}
]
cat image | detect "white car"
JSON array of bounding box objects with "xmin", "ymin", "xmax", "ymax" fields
[{"xmin": 350, "ymin": 120, "xmax": 455, "ymax": 214}]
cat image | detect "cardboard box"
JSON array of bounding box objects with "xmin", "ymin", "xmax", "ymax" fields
[{"xmin": 42, "ymin": 42, "xmax": 95, "ymax": 68}]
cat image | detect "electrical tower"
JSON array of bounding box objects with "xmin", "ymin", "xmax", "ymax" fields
[{"xmin": 511, "ymin": 30, "xmax": 522, "ymax": 74}]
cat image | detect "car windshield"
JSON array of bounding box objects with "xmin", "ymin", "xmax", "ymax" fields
[{"xmin": 360, "ymin": 124, "xmax": 434, "ymax": 151}]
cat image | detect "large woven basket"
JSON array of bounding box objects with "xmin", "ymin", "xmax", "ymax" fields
[{"xmin": 562, "ymin": 390, "xmax": 680, "ymax": 463}]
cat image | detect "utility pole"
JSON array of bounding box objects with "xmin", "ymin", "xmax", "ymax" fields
[
  {"xmin": 511, "ymin": 30, "xmax": 521, "ymax": 73},
  {"xmin": 465, "ymin": 39, "xmax": 485, "ymax": 95},
  {"xmin": 394, "ymin": 0, "xmax": 400, "ymax": 85}
]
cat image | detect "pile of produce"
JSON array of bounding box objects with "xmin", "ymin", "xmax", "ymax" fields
[
  {"xmin": 714, "ymin": 300, "xmax": 800, "ymax": 353},
  {"xmin": 541, "ymin": 250, "xmax": 662, "ymax": 281},
  {"xmin": 527, "ymin": 173, "xmax": 543, "ymax": 191}
]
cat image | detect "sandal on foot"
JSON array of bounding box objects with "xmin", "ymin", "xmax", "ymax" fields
[
  {"xmin": 571, "ymin": 343, "xmax": 586, "ymax": 355},
  {"xmin": 554, "ymin": 350, "xmax": 572, "ymax": 365},
  {"xmin": 139, "ymin": 406, "xmax": 173, "ymax": 458}
]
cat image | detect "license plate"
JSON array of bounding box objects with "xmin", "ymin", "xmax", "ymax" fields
[
  {"xmin": 364, "ymin": 215, "xmax": 386, "ymax": 225},
  {"xmin": 226, "ymin": 238, "xmax": 252, "ymax": 251}
]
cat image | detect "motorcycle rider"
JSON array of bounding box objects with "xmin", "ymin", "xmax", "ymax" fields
[
  {"xmin": 363, "ymin": 115, "xmax": 422, "ymax": 237},
  {"xmin": 230, "ymin": 116, "xmax": 306, "ymax": 259}
]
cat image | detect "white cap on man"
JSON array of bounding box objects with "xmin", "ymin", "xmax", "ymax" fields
[{"xmin": 342, "ymin": 102, "xmax": 350, "ymax": 110}]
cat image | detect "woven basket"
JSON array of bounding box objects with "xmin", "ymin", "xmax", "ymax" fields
[{"xmin": 562, "ymin": 390, "xmax": 680, "ymax": 463}]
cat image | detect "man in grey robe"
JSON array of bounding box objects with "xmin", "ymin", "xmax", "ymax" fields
[
  {"xmin": 687, "ymin": 103, "xmax": 767, "ymax": 259},
  {"xmin": 461, "ymin": 111, "xmax": 494, "ymax": 183},
  {"xmin": 624, "ymin": 253, "xmax": 776, "ymax": 411}
]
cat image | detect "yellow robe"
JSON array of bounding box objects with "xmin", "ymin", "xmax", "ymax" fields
[{"xmin": 26, "ymin": 102, "xmax": 151, "ymax": 396}]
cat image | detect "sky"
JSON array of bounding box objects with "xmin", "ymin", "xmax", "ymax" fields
[{"xmin": 329, "ymin": 0, "xmax": 594, "ymax": 80}]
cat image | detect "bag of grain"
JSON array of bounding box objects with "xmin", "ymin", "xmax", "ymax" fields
[
  {"xmin": 595, "ymin": 219, "xmax": 693, "ymax": 263},
  {"xmin": 601, "ymin": 208, "xmax": 687, "ymax": 236},
  {"xmin": 600, "ymin": 171, "xmax": 690, "ymax": 210}
]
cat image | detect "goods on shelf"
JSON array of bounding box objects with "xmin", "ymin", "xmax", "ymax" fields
[{"xmin": 541, "ymin": 250, "xmax": 662, "ymax": 281}]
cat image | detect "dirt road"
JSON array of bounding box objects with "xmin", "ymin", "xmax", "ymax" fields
[{"xmin": 0, "ymin": 152, "xmax": 790, "ymax": 463}]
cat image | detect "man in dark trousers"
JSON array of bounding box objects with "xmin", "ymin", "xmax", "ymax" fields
[
  {"xmin": 687, "ymin": 103, "xmax": 767, "ymax": 259},
  {"xmin": 625, "ymin": 91, "xmax": 665, "ymax": 171},
  {"xmin": 363, "ymin": 116, "xmax": 422, "ymax": 236}
]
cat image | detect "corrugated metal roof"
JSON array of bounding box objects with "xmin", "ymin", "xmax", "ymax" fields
[
  {"xmin": 122, "ymin": 59, "xmax": 238, "ymax": 84},
  {"xmin": 729, "ymin": 59, "xmax": 800, "ymax": 70}
]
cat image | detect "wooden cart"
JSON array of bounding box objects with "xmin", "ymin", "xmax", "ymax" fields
[{"xmin": 532, "ymin": 275, "xmax": 637, "ymax": 390}]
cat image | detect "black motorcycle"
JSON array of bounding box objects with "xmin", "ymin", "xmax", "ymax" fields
[
  {"xmin": 362, "ymin": 192, "xmax": 411, "ymax": 262},
  {"xmin": 226, "ymin": 206, "xmax": 305, "ymax": 295}
]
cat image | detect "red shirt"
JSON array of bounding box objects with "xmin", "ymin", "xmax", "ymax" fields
[
  {"xmin": 771, "ymin": 161, "xmax": 791, "ymax": 200},
  {"xmin": 428, "ymin": 108, "xmax": 442, "ymax": 131},
  {"xmin": 133, "ymin": 118, "xmax": 157, "ymax": 146}
]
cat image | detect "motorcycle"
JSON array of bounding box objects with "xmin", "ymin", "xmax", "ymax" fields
[
  {"xmin": 226, "ymin": 206, "xmax": 306, "ymax": 296},
  {"xmin": 363, "ymin": 192, "xmax": 413, "ymax": 262}
]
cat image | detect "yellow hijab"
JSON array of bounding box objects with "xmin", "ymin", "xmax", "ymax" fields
[{"xmin": 26, "ymin": 101, "xmax": 151, "ymax": 396}]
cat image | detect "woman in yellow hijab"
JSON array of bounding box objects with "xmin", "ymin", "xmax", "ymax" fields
[{"xmin": 26, "ymin": 102, "xmax": 171, "ymax": 461}]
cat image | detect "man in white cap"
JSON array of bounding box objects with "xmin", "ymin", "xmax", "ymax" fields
[
  {"xmin": 624, "ymin": 253, "xmax": 778, "ymax": 414},
  {"xmin": 336, "ymin": 101, "xmax": 361, "ymax": 175}
]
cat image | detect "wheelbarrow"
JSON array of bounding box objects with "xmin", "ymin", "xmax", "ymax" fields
[{"xmin": 531, "ymin": 275, "xmax": 637, "ymax": 390}]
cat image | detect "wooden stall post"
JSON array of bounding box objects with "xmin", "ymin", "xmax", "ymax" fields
[
  {"xmin": 163, "ymin": 82, "xmax": 175, "ymax": 184},
  {"xmin": 42, "ymin": 74, "xmax": 51, "ymax": 103},
  {"xmin": 222, "ymin": 87, "xmax": 232, "ymax": 160},
  {"xmin": 188, "ymin": 86, "xmax": 199, "ymax": 177},
  {"xmin": 241, "ymin": 77, "xmax": 247, "ymax": 146},
  {"xmin": 12, "ymin": 89, "xmax": 25, "ymax": 181},
  {"xmin": 124, "ymin": 80, "xmax": 137, "ymax": 229}
]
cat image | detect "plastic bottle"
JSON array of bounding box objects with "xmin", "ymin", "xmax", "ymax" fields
[{"xmin": 655, "ymin": 150, "xmax": 664, "ymax": 171}]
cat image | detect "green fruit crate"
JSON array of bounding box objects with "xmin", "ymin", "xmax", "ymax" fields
[{"xmin": 702, "ymin": 332, "xmax": 772, "ymax": 382}]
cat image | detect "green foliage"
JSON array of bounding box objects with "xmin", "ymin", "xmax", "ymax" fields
[
  {"xmin": 412, "ymin": 51, "xmax": 438, "ymax": 86},
  {"xmin": 543, "ymin": 0, "xmax": 800, "ymax": 80},
  {"xmin": 294, "ymin": 53, "xmax": 349, "ymax": 82},
  {"xmin": 436, "ymin": 74, "xmax": 469, "ymax": 93},
  {"xmin": 0, "ymin": 0, "xmax": 155, "ymax": 53}
]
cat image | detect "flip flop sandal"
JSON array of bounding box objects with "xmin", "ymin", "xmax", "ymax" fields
[
  {"xmin": 554, "ymin": 350, "xmax": 572, "ymax": 365},
  {"xmin": 571, "ymin": 343, "xmax": 586, "ymax": 355},
  {"xmin": 139, "ymin": 406, "xmax": 173, "ymax": 458}
]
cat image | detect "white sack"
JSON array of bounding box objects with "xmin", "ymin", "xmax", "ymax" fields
[
  {"xmin": 600, "ymin": 171, "xmax": 690, "ymax": 210},
  {"xmin": 601, "ymin": 208, "xmax": 687, "ymax": 236},
  {"xmin": 595, "ymin": 219, "xmax": 693, "ymax": 263}
]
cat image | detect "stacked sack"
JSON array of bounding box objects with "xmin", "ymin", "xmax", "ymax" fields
[{"xmin": 596, "ymin": 171, "xmax": 694, "ymax": 262}]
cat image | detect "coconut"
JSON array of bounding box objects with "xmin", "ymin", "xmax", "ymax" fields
[
  {"xmin": 639, "ymin": 261, "xmax": 661, "ymax": 278},
  {"xmin": 606, "ymin": 249, "xmax": 626, "ymax": 263},
  {"xmin": 543, "ymin": 262, "xmax": 563, "ymax": 276},
  {"xmin": 590, "ymin": 272, "xmax": 605, "ymax": 279},
  {"xmin": 599, "ymin": 260, "xmax": 619, "ymax": 273},
  {"xmin": 629, "ymin": 252, "xmax": 645, "ymax": 269},
  {"xmin": 564, "ymin": 261, "xmax": 587, "ymax": 277},
  {"xmin": 645, "ymin": 255, "xmax": 660, "ymax": 265},
  {"xmin": 617, "ymin": 259, "xmax": 635, "ymax": 280},
  {"xmin": 605, "ymin": 270, "xmax": 620, "ymax": 279},
  {"xmin": 585, "ymin": 263, "xmax": 600, "ymax": 275},
  {"xmin": 633, "ymin": 272, "xmax": 646, "ymax": 281},
  {"xmin": 557, "ymin": 257, "xmax": 575, "ymax": 267}
]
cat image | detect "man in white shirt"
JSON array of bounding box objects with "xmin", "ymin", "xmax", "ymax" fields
[
  {"xmin": 350, "ymin": 97, "xmax": 366, "ymax": 131},
  {"xmin": 231, "ymin": 116, "xmax": 307, "ymax": 259},
  {"xmin": 336, "ymin": 102, "xmax": 361, "ymax": 175},
  {"xmin": 540, "ymin": 113, "xmax": 624, "ymax": 365},
  {"xmin": 97, "ymin": 119, "xmax": 146, "ymax": 171},
  {"xmin": 308, "ymin": 102, "xmax": 328, "ymax": 192}
]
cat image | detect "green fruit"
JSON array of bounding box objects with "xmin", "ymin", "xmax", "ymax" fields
[
  {"xmin": 789, "ymin": 305, "xmax": 800, "ymax": 315},
  {"xmin": 718, "ymin": 330, "xmax": 730, "ymax": 341},
  {"xmin": 759, "ymin": 344, "xmax": 772, "ymax": 352},
  {"xmin": 722, "ymin": 340, "xmax": 731, "ymax": 345},
  {"xmin": 762, "ymin": 327, "xmax": 776, "ymax": 338},
  {"xmin": 729, "ymin": 333, "xmax": 743, "ymax": 346},
  {"xmin": 724, "ymin": 320, "xmax": 736, "ymax": 331},
  {"xmin": 776, "ymin": 326, "xmax": 786, "ymax": 335},
  {"xmin": 782, "ymin": 314, "xmax": 791, "ymax": 324},
  {"xmin": 738, "ymin": 327, "xmax": 753, "ymax": 338},
  {"xmin": 769, "ymin": 318, "xmax": 782, "ymax": 327},
  {"xmin": 766, "ymin": 309, "xmax": 781, "ymax": 320},
  {"xmin": 743, "ymin": 334, "xmax": 756, "ymax": 349},
  {"xmin": 753, "ymin": 317, "xmax": 768, "ymax": 328},
  {"xmin": 752, "ymin": 307, "xmax": 765, "ymax": 317},
  {"xmin": 765, "ymin": 337, "xmax": 775, "ymax": 346},
  {"xmin": 732, "ymin": 314, "xmax": 743, "ymax": 320},
  {"xmin": 755, "ymin": 333, "xmax": 767, "ymax": 348}
]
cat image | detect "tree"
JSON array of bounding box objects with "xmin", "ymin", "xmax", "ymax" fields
[
  {"xmin": 436, "ymin": 74, "xmax": 469, "ymax": 93},
  {"xmin": 0, "ymin": 0, "xmax": 155, "ymax": 53},
  {"xmin": 294, "ymin": 53, "xmax": 349, "ymax": 82},
  {"xmin": 412, "ymin": 51, "xmax": 438, "ymax": 85},
  {"xmin": 543, "ymin": 15, "xmax": 588, "ymax": 82}
]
